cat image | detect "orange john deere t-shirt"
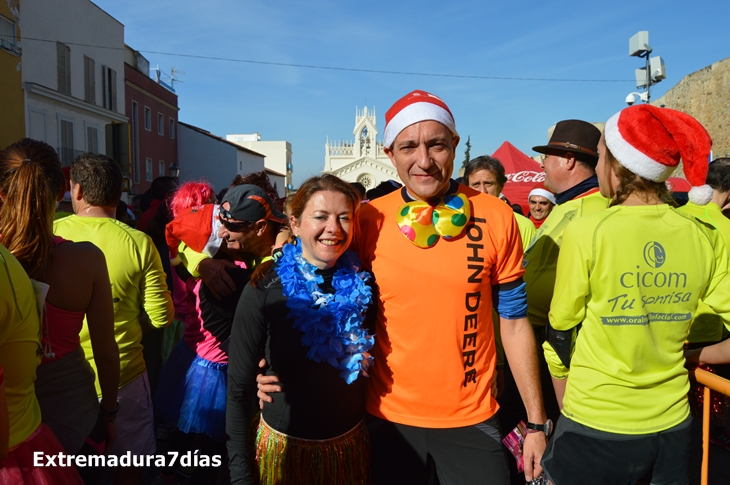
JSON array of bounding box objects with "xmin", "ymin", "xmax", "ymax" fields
[{"xmin": 356, "ymin": 182, "xmax": 525, "ymax": 428}]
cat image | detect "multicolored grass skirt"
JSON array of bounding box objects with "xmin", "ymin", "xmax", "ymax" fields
[{"xmin": 255, "ymin": 417, "xmax": 371, "ymax": 485}]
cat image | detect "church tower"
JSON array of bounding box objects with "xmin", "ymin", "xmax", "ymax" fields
[{"xmin": 324, "ymin": 106, "xmax": 400, "ymax": 190}]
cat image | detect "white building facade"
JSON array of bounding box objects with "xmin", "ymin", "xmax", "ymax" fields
[
  {"xmin": 264, "ymin": 168, "xmax": 286, "ymax": 199},
  {"xmin": 226, "ymin": 133, "xmax": 293, "ymax": 196},
  {"xmin": 323, "ymin": 106, "xmax": 400, "ymax": 190},
  {"xmin": 20, "ymin": 0, "xmax": 127, "ymax": 166},
  {"xmin": 178, "ymin": 122, "xmax": 265, "ymax": 193}
]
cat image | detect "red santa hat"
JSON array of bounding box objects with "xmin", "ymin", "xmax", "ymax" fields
[
  {"xmin": 528, "ymin": 182, "xmax": 556, "ymax": 205},
  {"xmin": 384, "ymin": 90, "xmax": 457, "ymax": 148},
  {"xmin": 604, "ymin": 105, "xmax": 713, "ymax": 205},
  {"xmin": 165, "ymin": 204, "xmax": 223, "ymax": 266}
]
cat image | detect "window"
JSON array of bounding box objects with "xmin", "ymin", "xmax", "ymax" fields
[
  {"xmin": 56, "ymin": 42, "xmax": 71, "ymax": 95},
  {"xmin": 169, "ymin": 118, "xmax": 175, "ymax": 139},
  {"xmin": 28, "ymin": 108, "xmax": 47, "ymax": 142},
  {"xmin": 159, "ymin": 160, "xmax": 165, "ymax": 177},
  {"xmin": 144, "ymin": 107, "xmax": 151, "ymax": 131},
  {"xmin": 102, "ymin": 65, "xmax": 117, "ymax": 111},
  {"xmin": 145, "ymin": 158, "xmax": 153, "ymax": 182},
  {"xmin": 0, "ymin": 15, "xmax": 19, "ymax": 54},
  {"xmin": 58, "ymin": 118, "xmax": 74, "ymax": 166},
  {"xmin": 86, "ymin": 125, "xmax": 99, "ymax": 153},
  {"xmin": 131, "ymin": 102, "xmax": 140, "ymax": 184},
  {"xmin": 157, "ymin": 113, "xmax": 164, "ymax": 135},
  {"xmin": 83, "ymin": 56, "xmax": 95, "ymax": 104}
]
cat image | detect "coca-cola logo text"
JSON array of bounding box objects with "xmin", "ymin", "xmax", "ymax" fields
[{"xmin": 506, "ymin": 171, "xmax": 545, "ymax": 183}]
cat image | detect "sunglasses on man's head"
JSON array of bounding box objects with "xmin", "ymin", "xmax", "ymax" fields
[{"xmin": 218, "ymin": 214, "xmax": 254, "ymax": 232}]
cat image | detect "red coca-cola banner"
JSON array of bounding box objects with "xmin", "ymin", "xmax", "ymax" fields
[
  {"xmin": 492, "ymin": 141, "xmax": 546, "ymax": 216},
  {"xmin": 506, "ymin": 171, "xmax": 546, "ymax": 184}
]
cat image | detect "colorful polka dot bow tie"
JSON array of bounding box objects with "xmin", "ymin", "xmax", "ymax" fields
[{"xmin": 396, "ymin": 193, "xmax": 471, "ymax": 248}]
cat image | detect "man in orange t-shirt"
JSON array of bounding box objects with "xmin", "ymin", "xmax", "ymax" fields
[{"xmin": 358, "ymin": 91, "xmax": 547, "ymax": 485}]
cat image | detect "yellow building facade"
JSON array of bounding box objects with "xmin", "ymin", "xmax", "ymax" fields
[{"xmin": 0, "ymin": 0, "xmax": 24, "ymax": 149}]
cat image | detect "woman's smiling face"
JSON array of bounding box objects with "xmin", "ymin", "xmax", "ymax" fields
[{"xmin": 290, "ymin": 190, "xmax": 354, "ymax": 270}]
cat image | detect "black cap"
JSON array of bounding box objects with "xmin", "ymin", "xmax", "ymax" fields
[
  {"xmin": 532, "ymin": 120, "xmax": 602, "ymax": 166},
  {"xmin": 220, "ymin": 185, "xmax": 286, "ymax": 223}
]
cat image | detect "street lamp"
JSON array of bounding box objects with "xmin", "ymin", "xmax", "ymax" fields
[
  {"xmin": 627, "ymin": 31, "xmax": 666, "ymax": 105},
  {"xmin": 169, "ymin": 163, "xmax": 180, "ymax": 179}
]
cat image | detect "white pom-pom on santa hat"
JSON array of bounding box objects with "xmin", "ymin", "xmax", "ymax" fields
[
  {"xmin": 688, "ymin": 185, "xmax": 713, "ymax": 205},
  {"xmin": 604, "ymin": 105, "xmax": 713, "ymax": 204},
  {"xmin": 384, "ymin": 90, "xmax": 457, "ymax": 148}
]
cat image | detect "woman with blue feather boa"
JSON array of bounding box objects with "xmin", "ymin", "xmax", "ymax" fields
[{"xmin": 226, "ymin": 175, "xmax": 375, "ymax": 484}]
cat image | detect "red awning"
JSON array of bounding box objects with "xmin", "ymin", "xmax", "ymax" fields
[{"xmin": 491, "ymin": 141, "xmax": 545, "ymax": 215}]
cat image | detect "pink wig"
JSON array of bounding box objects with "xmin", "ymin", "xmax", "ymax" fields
[{"xmin": 169, "ymin": 181, "xmax": 216, "ymax": 218}]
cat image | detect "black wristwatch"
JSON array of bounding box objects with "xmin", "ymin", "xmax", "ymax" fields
[
  {"xmin": 526, "ymin": 419, "xmax": 553, "ymax": 438},
  {"xmin": 99, "ymin": 400, "xmax": 121, "ymax": 421}
]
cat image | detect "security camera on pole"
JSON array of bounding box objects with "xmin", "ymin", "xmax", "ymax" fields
[{"xmin": 625, "ymin": 31, "xmax": 666, "ymax": 106}]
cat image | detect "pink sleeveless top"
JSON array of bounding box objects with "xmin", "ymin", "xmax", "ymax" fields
[
  {"xmin": 182, "ymin": 260, "xmax": 248, "ymax": 364},
  {"xmin": 41, "ymin": 237, "xmax": 85, "ymax": 364}
]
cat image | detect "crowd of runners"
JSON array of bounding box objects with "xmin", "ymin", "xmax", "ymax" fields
[{"xmin": 1, "ymin": 90, "xmax": 730, "ymax": 485}]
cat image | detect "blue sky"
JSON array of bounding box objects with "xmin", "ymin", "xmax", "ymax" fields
[{"xmin": 93, "ymin": 0, "xmax": 730, "ymax": 187}]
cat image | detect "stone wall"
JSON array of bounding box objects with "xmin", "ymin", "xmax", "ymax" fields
[{"xmin": 652, "ymin": 56, "xmax": 730, "ymax": 177}]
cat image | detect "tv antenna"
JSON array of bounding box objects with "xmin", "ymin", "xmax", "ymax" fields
[
  {"xmin": 151, "ymin": 65, "xmax": 186, "ymax": 90},
  {"xmin": 170, "ymin": 66, "xmax": 186, "ymax": 88}
]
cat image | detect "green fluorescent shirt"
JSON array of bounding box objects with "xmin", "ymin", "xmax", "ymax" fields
[
  {"xmin": 678, "ymin": 202, "xmax": 730, "ymax": 343},
  {"xmin": 54, "ymin": 216, "xmax": 174, "ymax": 395},
  {"xmin": 545, "ymin": 205, "xmax": 730, "ymax": 434},
  {"xmin": 523, "ymin": 190, "xmax": 609, "ymax": 327},
  {"xmin": 515, "ymin": 213, "xmax": 536, "ymax": 251},
  {"xmin": 179, "ymin": 242, "xmax": 209, "ymax": 278},
  {"xmin": 0, "ymin": 243, "xmax": 42, "ymax": 447}
]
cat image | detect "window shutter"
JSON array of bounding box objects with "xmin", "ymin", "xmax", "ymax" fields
[
  {"xmin": 67, "ymin": 122, "xmax": 74, "ymax": 152},
  {"xmin": 59, "ymin": 120, "xmax": 74, "ymax": 165},
  {"xmin": 87, "ymin": 126, "xmax": 98, "ymax": 153},
  {"xmin": 84, "ymin": 57, "xmax": 96, "ymax": 104},
  {"xmin": 57, "ymin": 42, "xmax": 66, "ymax": 94},
  {"xmin": 101, "ymin": 65, "xmax": 108, "ymax": 109},
  {"xmin": 110, "ymin": 68, "xmax": 117, "ymax": 112},
  {"xmin": 62, "ymin": 121, "xmax": 74, "ymax": 151},
  {"xmin": 90, "ymin": 58, "xmax": 96, "ymax": 104},
  {"xmin": 83, "ymin": 57, "xmax": 89, "ymax": 101},
  {"xmin": 64, "ymin": 45, "xmax": 71, "ymax": 95}
]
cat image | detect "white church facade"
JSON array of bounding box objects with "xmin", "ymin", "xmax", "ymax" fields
[{"xmin": 323, "ymin": 106, "xmax": 401, "ymax": 190}]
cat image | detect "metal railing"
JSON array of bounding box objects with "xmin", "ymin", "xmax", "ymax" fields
[{"xmin": 694, "ymin": 368, "xmax": 730, "ymax": 485}]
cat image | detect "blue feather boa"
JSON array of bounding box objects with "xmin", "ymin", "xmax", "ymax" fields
[{"xmin": 276, "ymin": 241, "xmax": 375, "ymax": 384}]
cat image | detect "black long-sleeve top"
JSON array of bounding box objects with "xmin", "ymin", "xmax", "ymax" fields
[{"xmin": 226, "ymin": 265, "xmax": 370, "ymax": 484}]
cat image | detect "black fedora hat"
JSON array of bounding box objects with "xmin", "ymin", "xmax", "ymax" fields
[{"xmin": 532, "ymin": 120, "xmax": 602, "ymax": 166}]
